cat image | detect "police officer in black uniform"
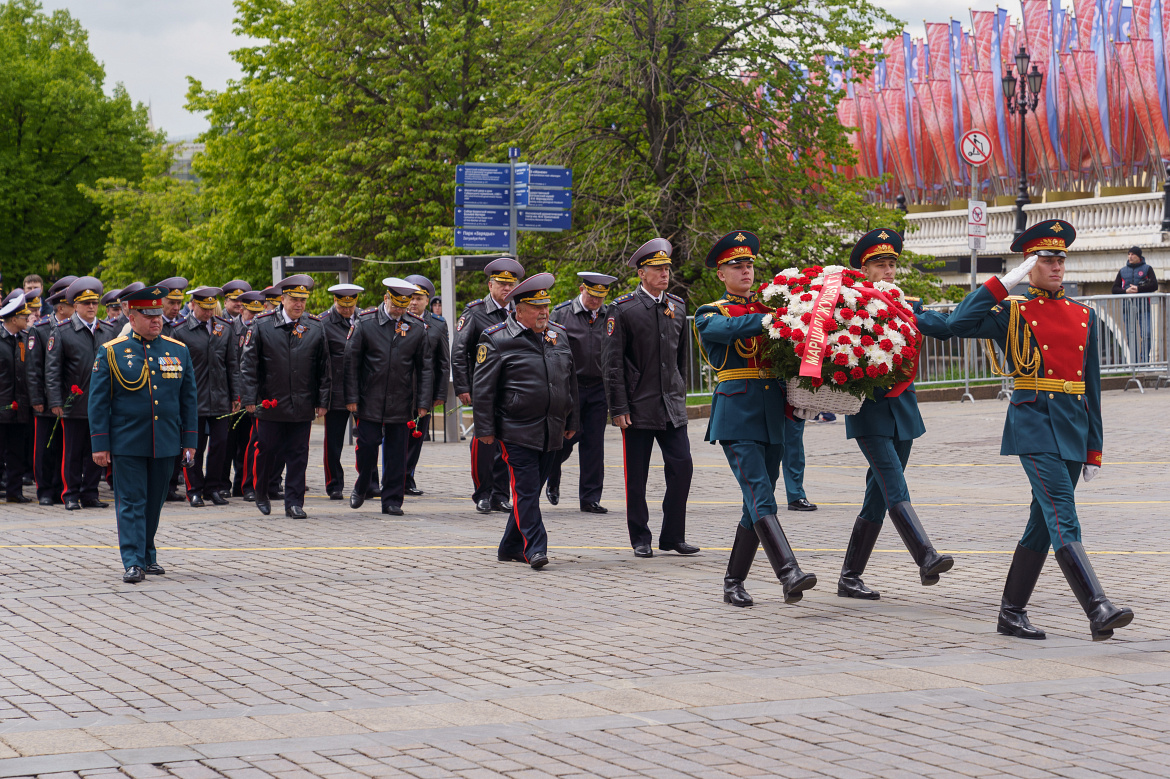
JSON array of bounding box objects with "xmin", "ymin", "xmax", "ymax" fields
[
  {"xmin": 322, "ymin": 283, "xmax": 363, "ymax": 499},
  {"xmin": 344, "ymin": 278, "xmax": 433, "ymax": 515},
  {"xmin": 404, "ymin": 274, "xmax": 449, "ymax": 496},
  {"xmin": 239, "ymin": 275, "xmax": 330, "ymax": 517},
  {"xmin": 220, "ymin": 280, "xmax": 254, "ymax": 495},
  {"xmin": 26, "ymin": 277, "xmax": 76, "ymax": 504},
  {"xmin": 222, "ymin": 280, "xmax": 251, "ymax": 321},
  {"xmin": 100, "ymin": 289, "xmax": 122, "ymax": 326},
  {"xmin": 111, "ymin": 283, "xmax": 146, "ymax": 335},
  {"xmin": 452, "ymin": 257, "xmax": 524, "ymax": 514},
  {"xmin": 0, "ymin": 291, "xmax": 32, "ymax": 502},
  {"xmin": 262, "ymin": 287, "xmax": 281, "ymax": 312},
  {"xmin": 233, "ymin": 290, "xmax": 266, "ymax": 500},
  {"xmin": 603, "ymin": 239, "xmax": 697, "ymax": 558},
  {"xmin": 170, "ymin": 287, "xmax": 240, "ymax": 506},
  {"xmin": 45, "ymin": 277, "xmax": 117, "ymax": 510},
  {"xmin": 546, "ymin": 272, "xmax": 615, "ymax": 513},
  {"xmin": 473, "ymin": 273, "xmax": 578, "ymax": 569},
  {"xmin": 155, "ymin": 277, "xmax": 189, "ymax": 331}
]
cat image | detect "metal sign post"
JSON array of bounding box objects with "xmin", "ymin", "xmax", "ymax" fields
[{"xmin": 959, "ymin": 129, "xmax": 993, "ymax": 404}]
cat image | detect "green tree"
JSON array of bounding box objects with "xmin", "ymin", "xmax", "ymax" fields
[{"xmin": 0, "ymin": 0, "xmax": 157, "ymax": 286}]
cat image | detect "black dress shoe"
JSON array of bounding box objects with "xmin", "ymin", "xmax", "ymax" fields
[
  {"xmin": 188, "ymin": 494, "xmax": 205, "ymax": 508},
  {"xmin": 286, "ymin": 505, "xmax": 307, "ymax": 519},
  {"xmin": 82, "ymin": 498, "xmax": 109, "ymax": 508},
  {"xmin": 65, "ymin": 500, "xmax": 82, "ymax": 511},
  {"xmin": 529, "ymin": 552, "xmax": 549, "ymax": 569},
  {"xmin": 633, "ymin": 545, "xmax": 654, "ymax": 558},
  {"xmin": 219, "ymin": 490, "xmax": 232, "ymax": 501},
  {"xmin": 498, "ymin": 553, "xmax": 527, "ymax": 562},
  {"xmin": 491, "ymin": 500, "xmax": 512, "ymax": 512},
  {"xmin": 6, "ymin": 495, "xmax": 31, "ymax": 504},
  {"xmin": 208, "ymin": 492, "xmax": 229, "ymax": 506},
  {"xmin": 405, "ymin": 486, "xmax": 423, "ymax": 497},
  {"xmin": 660, "ymin": 541, "xmax": 700, "ymax": 555},
  {"xmin": 270, "ymin": 489, "xmax": 285, "ymax": 501},
  {"xmin": 350, "ymin": 491, "xmax": 365, "ymax": 509},
  {"xmin": 123, "ymin": 566, "xmax": 145, "ymax": 583},
  {"xmin": 38, "ymin": 497, "xmax": 53, "ymax": 506},
  {"xmin": 367, "ymin": 488, "xmax": 380, "ymax": 498},
  {"xmin": 165, "ymin": 491, "xmax": 183, "ymax": 502},
  {"xmin": 328, "ymin": 491, "xmax": 343, "ymax": 500},
  {"xmin": 382, "ymin": 504, "xmax": 404, "ymax": 516},
  {"xmin": 22, "ymin": 475, "xmax": 33, "ymax": 486},
  {"xmin": 546, "ymin": 486, "xmax": 559, "ymax": 505},
  {"xmin": 255, "ymin": 500, "xmax": 271, "ymax": 515},
  {"xmin": 476, "ymin": 499, "xmax": 492, "ymax": 514},
  {"xmin": 143, "ymin": 563, "xmax": 166, "ymax": 575},
  {"xmin": 788, "ymin": 498, "xmax": 818, "ymax": 511},
  {"xmin": 580, "ymin": 501, "xmax": 608, "ymax": 514},
  {"xmin": 242, "ymin": 489, "xmax": 255, "ymax": 502}
]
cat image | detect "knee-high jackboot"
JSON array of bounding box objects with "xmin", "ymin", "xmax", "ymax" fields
[
  {"xmin": 887, "ymin": 501, "xmax": 954, "ymax": 585},
  {"xmin": 838, "ymin": 516, "xmax": 882, "ymax": 600},
  {"xmin": 997, "ymin": 544, "xmax": 1047, "ymax": 639},
  {"xmin": 724, "ymin": 524, "xmax": 759, "ymax": 607},
  {"xmin": 753, "ymin": 514, "xmax": 817, "ymax": 604},
  {"xmin": 1055, "ymin": 542, "xmax": 1133, "ymax": 641}
]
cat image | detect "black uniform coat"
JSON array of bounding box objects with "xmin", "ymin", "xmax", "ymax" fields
[
  {"xmin": 343, "ymin": 307, "xmax": 434, "ymax": 424},
  {"xmin": 550, "ymin": 295, "xmax": 608, "ymax": 384},
  {"xmin": 45, "ymin": 314, "xmax": 117, "ymax": 418},
  {"xmin": 25, "ymin": 317, "xmax": 61, "ymax": 417},
  {"xmin": 472, "ymin": 317, "xmax": 579, "ymax": 452},
  {"xmin": 452, "ymin": 296, "xmax": 509, "ymax": 397},
  {"xmin": 420, "ymin": 310, "xmax": 450, "ymax": 406},
  {"xmin": 170, "ymin": 314, "xmax": 240, "ymax": 416},
  {"xmin": 239, "ymin": 311, "xmax": 331, "ymax": 422},
  {"xmin": 0, "ymin": 326, "xmax": 31, "ymax": 424},
  {"xmin": 602, "ymin": 287, "xmax": 689, "ymax": 430},
  {"xmin": 322, "ymin": 306, "xmax": 356, "ymax": 412}
]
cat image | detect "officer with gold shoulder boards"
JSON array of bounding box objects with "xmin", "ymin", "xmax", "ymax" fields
[
  {"xmin": 220, "ymin": 280, "xmax": 254, "ymax": 495},
  {"xmin": 261, "ymin": 287, "xmax": 281, "ymax": 312},
  {"xmin": 26, "ymin": 277, "xmax": 76, "ymax": 504},
  {"xmin": 89, "ymin": 286, "xmax": 197, "ymax": 583},
  {"xmin": 233, "ymin": 290, "xmax": 266, "ymax": 500},
  {"xmin": 154, "ymin": 277, "xmax": 189, "ymax": 331},
  {"xmin": 546, "ymin": 272, "xmax": 615, "ymax": 513},
  {"xmin": 948, "ymin": 219, "xmax": 1133, "ymax": 641},
  {"xmin": 695, "ymin": 231, "xmax": 816, "ymax": 606},
  {"xmin": 0, "ymin": 292, "xmax": 32, "ymax": 503},
  {"xmin": 404, "ymin": 274, "xmax": 449, "ymax": 496},
  {"xmin": 322, "ymin": 283, "xmax": 363, "ymax": 499},
  {"xmin": 100, "ymin": 289, "xmax": 122, "ymax": 326}
]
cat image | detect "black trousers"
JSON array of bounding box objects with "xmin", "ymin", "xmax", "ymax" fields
[
  {"xmin": 404, "ymin": 415, "xmax": 432, "ymax": 491},
  {"xmin": 470, "ymin": 436, "xmax": 509, "ymax": 504},
  {"xmin": 61, "ymin": 417, "xmax": 101, "ymax": 503},
  {"xmin": 183, "ymin": 415, "xmax": 230, "ymax": 497},
  {"xmin": 222, "ymin": 411, "xmax": 252, "ymax": 494},
  {"xmin": 547, "ymin": 381, "xmax": 606, "ymax": 504},
  {"xmin": 32, "ymin": 415, "xmax": 63, "ymax": 502},
  {"xmin": 252, "ymin": 419, "xmax": 311, "ymax": 508},
  {"xmin": 0, "ymin": 422, "xmax": 27, "ymax": 499},
  {"xmin": 353, "ymin": 419, "xmax": 408, "ymax": 509},
  {"xmin": 621, "ymin": 424, "xmax": 692, "ymax": 548},
  {"xmin": 323, "ymin": 409, "xmax": 350, "ymax": 495},
  {"xmin": 498, "ymin": 441, "xmax": 555, "ymax": 562},
  {"xmin": 244, "ymin": 418, "xmax": 286, "ymax": 495}
]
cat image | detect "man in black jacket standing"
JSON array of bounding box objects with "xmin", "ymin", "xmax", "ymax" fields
[
  {"xmin": 344, "ymin": 278, "xmax": 433, "ymax": 516},
  {"xmin": 45, "ymin": 277, "xmax": 117, "ymax": 510},
  {"xmin": 602, "ymin": 239, "xmax": 697, "ymax": 558},
  {"xmin": 0, "ymin": 292, "xmax": 32, "ymax": 503},
  {"xmin": 170, "ymin": 287, "xmax": 240, "ymax": 506},
  {"xmin": 322, "ymin": 283, "xmax": 363, "ymax": 500},
  {"xmin": 452, "ymin": 258, "xmax": 524, "ymax": 514},
  {"xmin": 1112, "ymin": 246, "xmax": 1159, "ymax": 363},
  {"xmin": 474, "ymin": 273, "xmax": 577, "ymax": 569},
  {"xmin": 403, "ymin": 274, "xmax": 449, "ymax": 496},
  {"xmin": 239, "ymin": 275, "xmax": 330, "ymax": 518},
  {"xmin": 26, "ymin": 278, "xmax": 75, "ymax": 505},
  {"xmin": 220, "ymin": 280, "xmax": 253, "ymax": 496}
]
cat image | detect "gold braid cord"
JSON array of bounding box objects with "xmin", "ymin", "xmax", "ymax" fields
[
  {"xmin": 985, "ymin": 301, "xmax": 1040, "ymax": 379},
  {"xmin": 693, "ymin": 304, "xmax": 731, "ymax": 372},
  {"xmin": 106, "ymin": 346, "xmax": 150, "ymax": 392}
]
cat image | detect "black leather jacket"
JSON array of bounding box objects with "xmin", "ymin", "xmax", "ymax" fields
[
  {"xmin": 472, "ymin": 316, "xmax": 578, "ymax": 452},
  {"xmin": 452, "ymin": 295, "xmax": 510, "ymax": 397},
  {"xmin": 344, "ymin": 306, "xmax": 433, "ymax": 424},
  {"xmin": 45, "ymin": 314, "xmax": 117, "ymax": 418},
  {"xmin": 322, "ymin": 306, "xmax": 356, "ymax": 411},
  {"xmin": 602, "ymin": 287, "xmax": 689, "ymax": 429},
  {"xmin": 169, "ymin": 314, "xmax": 240, "ymax": 416},
  {"xmin": 550, "ymin": 295, "xmax": 609, "ymax": 385},
  {"xmin": 239, "ymin": 311, "xmax": 331, "ymax": 421},
  {"xmin": 420, "ymin": 311, "xmax": 450, "ymax": 406},
  {"xmin": 25, "ymin": 317, "xmax": 66, "ymax": 417},
  {"xmin": 0, "ymin": 326, "xmax": 30, "ymax": 424}
]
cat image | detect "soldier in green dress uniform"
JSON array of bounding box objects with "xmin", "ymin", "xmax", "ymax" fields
[{"xmin": 89, "ymin": 286, "xmax": 197, "ymax": 584}]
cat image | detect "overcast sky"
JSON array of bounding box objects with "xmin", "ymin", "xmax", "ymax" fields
[{"xmin": 41, "ymin": 0, "xmax": 981, "ymax": 141}]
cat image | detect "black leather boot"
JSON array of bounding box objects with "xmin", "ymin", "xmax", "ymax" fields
[
  {"xmin": 997, "ymin": 544, "xmax": 1047, "ymax": 639},
  {"xmin": 1055, "ymin": 542, "xmax": 1134, "ymax": 640},
  {"xmin": 887, "ymin": 501, "xmax": 953, "ymax": 585},
  {"xmin": 723, "ymin": 524, "xmax": 759, "ymax": 607},
  {"xmin": 753, "ymin": 514, "xmax": 816, "ymax": 604},
  {"xmin": 838, "ymin": 516, "xmax": 882, "ymax": 600}
]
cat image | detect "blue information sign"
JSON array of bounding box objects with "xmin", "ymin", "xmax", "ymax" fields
[
  {"xmin": 455, "ymin": 207, "xmax": 509, "ymax": 228},
  {"xmin": 455, "ymin": 228, "xmax": 512, "ymax": 251},
  {"xmin": 515, "ymin": 187, "xmax": 572, "ymax": 209},
  {"xmin": 455, "ymin": 187, "xmax": 511, "ymax": 207},
  {"xmin": 455, "ymin": 164, "xmax": 510, "ymax": 187},
  {"xmin": 517, "ymin": 210, "xmax": 572, "ymax": 231},
  {"xmin": 514, "ymin": 165, "xmax": 572, "ymax": 188}
]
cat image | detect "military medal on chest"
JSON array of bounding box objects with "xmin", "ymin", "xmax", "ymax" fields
[
  {"xmin": 294, "ymin": 323, "xmax": 306, "ymax": 339},
  {"xmin": 395, "ymin": 321, "xmax": 410, "ymax": 337}
]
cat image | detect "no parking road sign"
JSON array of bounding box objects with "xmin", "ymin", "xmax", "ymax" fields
[{"xmin": 968, "ymin": 200, "xmax": 988, "ymax": 251}]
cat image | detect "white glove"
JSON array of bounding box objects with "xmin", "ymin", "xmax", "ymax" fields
[
  {"xmin": 1082, "ymin": 464, "xmax": 1099, "ymax": 482},
  {"xmin": 794, "ymin": 407, "xmax": 819, "ymax": 420},
  {"xmin": 1000, "ymin": 255, "xmax": 1038, "ymax": 290}
]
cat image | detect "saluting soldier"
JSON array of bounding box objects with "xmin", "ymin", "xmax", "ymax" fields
[
  {"xmin": 948, "ymin": 220, "xmax": 1133, "ymax": 641},
  {"xmin": 170, "ymin": 287, "xmax": 240, "ymax": 506},
  {"xmin": 220, "ymin": 280, "xmax": 254, "ymax": 496},
  {"xmin": 0, "ymin": 292, "xmax": 32, "ymax": 503},
  {"xmin": 239, "ymin": 274, "xmax": 330, "ymax": 518},
  {"xmin": 155, "ymin": 277, "xmax": 189, "ymax": 330},
  {"xmin": 452, "ymin": 258, "xmax": 524, "ymax": 514},
  {"xmin": 695, "ymin": 231, "xmax": 816, "ymax": 606},
  {"xmin": 89, "ymin": 286, "xmax": 197, "ymax": 584},
  {"xmin": 344, "ymin": 278, "xmax": 433, "ymax": 515},
  {"xmin": 404, "ymin": 274, "xmax": 449, "ymax": 496},
  {"xmin": 233, "ymin": 290, "xmax": 266, "ymax": 501},
  {"xmin": 321, "ymin": 283, "xmax": 363, "ymax": 500},
  {"xmin": 602, "ymin": 239, "xmax": 697, "ymax": 559},
  {"xmin": 836, "ymin": 229, "xmax": 955, "ymax": 601},
  {"xmin": 100, "ymin": 289, "xmax": 123, "ymax": 326},
  {"xmin": 26, "ymin": 277, "xmax": 76, "ymax": 504},
  {"xmin": 546, "ymin": 271, "xmax": 615, "ymax": 513},
  {"xmin": 45, "ymin": 277, "xmax": 117, "ymax": 510},
  {"xmin": 473, "ymin": 273, "xmax": 577, "ymax": 569}
]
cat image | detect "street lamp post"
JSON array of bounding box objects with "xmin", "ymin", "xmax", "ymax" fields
[{"xmin": 1002, "ymin": 46, "xmax": 1045, "ymax": 238}]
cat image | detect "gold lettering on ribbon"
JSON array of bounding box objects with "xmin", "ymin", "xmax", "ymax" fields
[{"xmin": 798, "ymin": 272, "xmax": 844, "ymax": 378}]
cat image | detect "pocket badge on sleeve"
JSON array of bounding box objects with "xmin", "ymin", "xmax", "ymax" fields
[{"xmin": 476, "ymin": 344, "xmax": 487, "ymax": 364}]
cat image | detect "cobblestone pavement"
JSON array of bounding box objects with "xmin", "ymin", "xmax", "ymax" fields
[{"xmin": 1, "ymin": 389, "xmax": 1168, "ymax": 778}]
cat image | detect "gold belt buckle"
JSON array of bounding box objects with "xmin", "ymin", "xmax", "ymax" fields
[
  {"xmin": 758, "ymin": 368, "xmax": 768, "ymax": 379},
  {"xmin": 1062, "ymin": 380, "xmax": 1073, "ymax": 393}
]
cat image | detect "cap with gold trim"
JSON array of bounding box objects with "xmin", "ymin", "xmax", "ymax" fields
[
  {"xmin": 278, "ymin": 274, "xmax": 314, "ymax": 299},
  {"xmin": 1009, "ymin": 219, "xmax": 1076, "ymax": 256},
  {"xmin": 484, "ymin": 258, "xmax": 525, "ymax": 284},
  {"xmin": 123, "ymin": 285, "xmax": 168, "ymax": 315},
  {"xmin": 849, "ymin": 228, "xmax": 903, "ymax": 269},
  {"xmin": 705, "ymin": 230, "xmax": 759, "ymax": 268},
  {"xmin": 24, "ymin": 287, "xmax": 42, "ymax": 311},
  {"xmin": 261, "ymin": 286, "xmax": 281, "ymax": 303},
  {"xmin": 47, "ymin": 289, "xmax": 68, "ymax": 306},
  {"xmin": 577, "ymin": 272, "xmax": 617, "ymax": 298},
  {"xmin": 191, "ymin": 287, "xmax": 223, "ymax": 309},
  {"xmin": 66, "ymin": 276, "xmax": 103, "ymax": 304},
  {"xmin": 404, "ymin": 274, "xmax": 435, "ymax": 298},
  {"xmin": 48, "ymin": 276, "xmax": 78, "ymax": 298},
  {"xmin": 154, "ymin": 276, "xmax": 189, "ymax": 301},
  {"xmin": 100, "ymin": 289, "xmax": 122, "ymax": 307},
  {"xmin": 0, "ymin": 291, "xmax": 29, "ymax": 319},
  {"xmin": 116, "ymin": 282, "xmax": 146, "ymax": 301},
  {"xmin": 222, "ymin": 280, "xmax": 252, "ymax": 300},
  {"xmin": 382, "ymin": 277, "xmax": 422, "ymax": 307},
  {"xmin": 328, "ymin": 283, "xmax": 364, "ymax": 306},
  {"xmin": 238, "ymin": 290, "xmax": 265, "ymax": 312},
  {"xmin": 627, "ymin": 238, "xmax": 673, "ymax": 269},
  {"xmin": 505, "ymin": 272, "xmax": 556, "ymax": 306}
]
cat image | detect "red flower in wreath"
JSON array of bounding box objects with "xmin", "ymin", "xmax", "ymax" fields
[
  {"xmin": 848, "ymin": 325, "xmax": 862, "ymax": 335},
  {"xmin": 879, "ymin": 338, "xmax": 893, "ymax": 351},
  {"xmin": 852, "ymin": 346, "xmax": 865, "ymax": 358},
  {"xmin": 865, "ymin": 365, "xmax": 880, "ymax": 378},
  {"xmin": 877, "ymin": 364, "xmax": 890, "ymax": 375},
  {"xmin": 840, "ymin": 309, "xmax": 854, "ymax": 320},
  {"xmin": 855, "ymin": 309, "xmax": 870, "ymax": 320},
  {"xmin": 776, "ymin": 306, "xmax": 788, "ymax": 315},
  {"xmin": 850, "ymin": 366, "xmax": 864, "ymax": 379},
  {"xmin": 860, "ymin": 335, "xmax": 875, "ymax": 347},
  {"xmin": 810, "ymin": 377, "xmax": 823, "ymax": 387},
  {"xmin": 794, "ymin": 342, "xmax": 806, "ymax": 357},
  {"xmin": 893, "ymin": 354, "xmax": 903, "ymax": 366},
  {"xmin": 837, "ymin": 335, "xmax": 851, "ymax": 345},
  {"xmin": 800, "ymin": 312, "xmax": 813, "ymax": 324},
  {"xmin": 900, "ymin": 346, "xmax": 915, "ymax": 359},
  {"xmin": 833, "ymin": 353, "xmax": 848, "ymax": 365},
  {"xmin": 872, "ymin": 324, "xmax": 885, "ymax": 335},
  {"xmin": 832, "ymin": 371, "xmax": 848, "ymax": 385},
  {"xmin": 800, "ymin": 293, "xmax": 813, "ymax": 302}
]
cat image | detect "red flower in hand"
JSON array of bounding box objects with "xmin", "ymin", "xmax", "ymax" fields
[
  {"xmin": 407, "ymin": 420, "xmax": 416, "ymax": 430},
  {"xmin": 832, "ymin": 371, "xmax": 848, "ymax": 384},
  {"xmin": 411, "ymin": 430, "xmax": 423, "ymax": 439},
  {"xmin": 70, "ymin": 385, "xmax": 83, "ymax": 395}
]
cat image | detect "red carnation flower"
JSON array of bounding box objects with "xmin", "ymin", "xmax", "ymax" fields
[
  {"xmin": 70, "ymin": 385, "xmax": 83, "ymax": 395},
  {"xmin": 800, "ymin": 293, "xmax": 813, "ymax": 302},
  {"xmin": 872, "ymin": 324, "xmax": 885, "ymax": 335},
  {"xmin": 848, "ymin": 325, "xmax": 862, "ymax": 335},
  {"xmin": 841, "ymin": 276, "xmax": 855, "ymax": 287},
  {"xmin": 810, "ymin": 377, "xmax": 823, "ymax": 387},
  {"xmin": 412, "ymin": 430, "xmax": 423, "ymax": 438},
  {"xmin": 825, "ymin": 321, "xmax": 839, "ymax": 333},
  {"xmin": 877, "ymin": 364, "xmax": 890, "ymax": 375},
  {"xmin": 833, "ymin": 353, "xmax": 849, "ymax": 365},
  {"xmin": 271, "ymin": 398, "xmax": 278, "ymax": 407},
  {"xmin": 790, "ymin": 285, "xmax": 803, "ymax": 294},
  {"xmin": 794, "ymin": 343, "xmax": 806, "ymax": 356},
  {"xmin": 790, "ymin": 329, "xmax": 806, "ymax": 342},
  {"xmin": 840, "ymin": 309, "xmax": 854, "ymax": 320},
  {"xmin": 7, "ymin": 402, "xmax": 16, "ymax": 410},
  {"xmin": 407, "ymin": 420, "xmax": 416, "ymax": 430},
  {"xmin": 879, "ymin": 338, "xmax": 893, "ymax": 351},
  {"xmin": 893, "ymin": 354, "xmax": 903, "ymax": 366},
  {"xmin": 861, "ymin": 281, "xmax": 874, "ymax": 288},
  {"xmin": 837, "ymin": 335, "xmax": 851, "ymax": 345},
  {"xmin": 855, "ymin": 309, "xmax": 870, "ymax": 320},
  {"xmin": 901, "ymin": 346, "xmax": 915, "ymax": 359},
  {"xmin": 865, "ymin": 365, "xmax": 879, "ymax": 378},
  {"xmin": 850, "ymin": 367, "xmax": 864, "ymax": 379},
  {"xmin": 811, "ymin": 284, "xmax": 822, "ymax": 292},
  {"xmin": 852, "ymin": 346, "xmax": 865, "ymax": 358},
  {"xmin": 776, "ymin": 307, "xmax": 788, "ymax": 315},
  {"xmin": 808, "ymin": 265, "xmax": 824, "ymax": 273},
  {"xmin": 860, "ymin": 335, "xmax": 875, "ymax": 347},
  {"xmin": 832, "ymin": 371, "xmax": 848, "ymax": 385},
  {"xmin": 800, "ymin": 312, "xmax": 813, "ymax": 324},
  {"xmin": 778, "ymin": 326, "xmax": 792, "ymax": 338},
  {"xmin": 773, "ymin": 275, "xmax": 787, "ymax": 285}
]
